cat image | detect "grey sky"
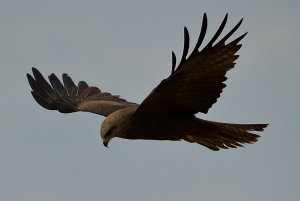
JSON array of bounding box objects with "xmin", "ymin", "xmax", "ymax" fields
[{"xmin": 1, "ymin": 1, "xmax": 299, "ymax": 201}]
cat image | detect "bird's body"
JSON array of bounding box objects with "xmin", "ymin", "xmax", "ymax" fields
[
  {"xmin": 101, "ymin": 106, "xmax": 265, "ymax": 150},
  {"xmin": 27, "ymin": 13, "xmax": 268, "ymax": 151},
  {"xmin": 102, "ymin": 106, "xmax": 195, "ymax": 141}
]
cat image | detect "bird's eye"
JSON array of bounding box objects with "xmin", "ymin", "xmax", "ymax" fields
[{"xmin": 105, "ymin": 126, "xmax": 116, "ymax": 137}]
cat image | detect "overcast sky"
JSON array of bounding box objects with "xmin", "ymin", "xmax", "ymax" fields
[{"xmin": 1, "ymin": 1, "xmax": 299, "ymax": 201}]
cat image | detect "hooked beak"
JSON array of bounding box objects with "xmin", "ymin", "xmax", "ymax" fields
[{"xmin": 103, "ymin": 141, "xmax": 109, "ymax": 148}]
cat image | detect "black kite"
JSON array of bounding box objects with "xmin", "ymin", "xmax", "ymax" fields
[{"xmin": 27, "ymin": 14, "xmax": 268, "ymax": 151}]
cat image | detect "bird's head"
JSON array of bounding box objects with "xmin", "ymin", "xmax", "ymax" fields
[
  {"xmin": 101, "ymin": 124, "xmax": 117, "ymax": 147},
  {"xmin": 100, "ymin": 107, "xmax": 135, "ymax": 147}
]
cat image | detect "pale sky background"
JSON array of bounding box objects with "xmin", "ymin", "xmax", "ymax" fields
[{"xmin": 1, "ymin": 1, "xmax": 299, "ymax": 201}]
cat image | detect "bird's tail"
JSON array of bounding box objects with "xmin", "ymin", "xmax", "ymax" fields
[{"xmin": 185, "ymin": 120, "xmax": 268, "ymax": 151}]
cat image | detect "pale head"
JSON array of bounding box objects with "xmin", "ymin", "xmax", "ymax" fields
[{"xmin": 100, "ymin": 107, "xmax": 136, "ymax": 147}]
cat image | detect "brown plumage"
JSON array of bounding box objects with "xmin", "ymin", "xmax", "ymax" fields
[{"xmin": 27, "ymin": 13, "xmax": 268, "ymax": 151}]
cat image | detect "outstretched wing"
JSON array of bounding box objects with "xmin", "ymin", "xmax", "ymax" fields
[
  {"xmin": 27, "ymin": 67, "xmax": 137, "ymax": 117},
  {"xmin": 136, "ymin": 13, "xmax": 246, "ymax": 115}
]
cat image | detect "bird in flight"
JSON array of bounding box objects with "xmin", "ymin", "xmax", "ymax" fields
[{"xmin": 27, "ymin": 13, "xmax": 268, "ymax": 151}]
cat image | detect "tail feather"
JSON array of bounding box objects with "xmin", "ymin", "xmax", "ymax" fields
[{"xmin": 186, "ymin": 121, "xmax": 268, "ymax": 151}]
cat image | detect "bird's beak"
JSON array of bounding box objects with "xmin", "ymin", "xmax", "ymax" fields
[{"xmin": 103, "ymin": 141, "xmax": 109, "ymax": 148}]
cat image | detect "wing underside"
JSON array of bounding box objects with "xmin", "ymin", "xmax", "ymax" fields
[{"xmin": 27, "ymin": 67, "xmax": 137, "ymax": 116}]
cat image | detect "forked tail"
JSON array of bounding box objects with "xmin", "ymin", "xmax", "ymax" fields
[{"xmin": 185, "ymin": 121, "xmax": 268, "ymax": 151}]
